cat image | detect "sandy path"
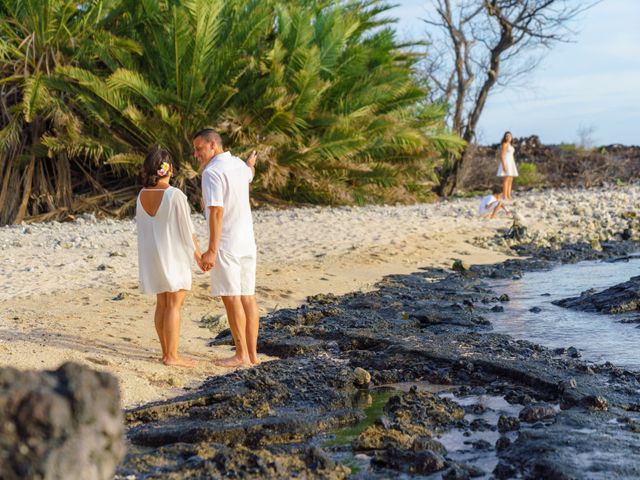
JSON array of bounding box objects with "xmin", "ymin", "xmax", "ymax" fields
[{"xmin": 1, "ymin": 185, "xmax": 638, "ymax": 407}]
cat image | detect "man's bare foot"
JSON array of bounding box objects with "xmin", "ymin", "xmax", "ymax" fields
[
  {"xmin": 249, "ymin": 355, "xmax": 261, "ymax": 366},
  {"xmin": 163, "ymin": 356, "xmax": 197, "ymax": 368},
  {"xmin": 215, "ymin": 355, "xmax": 251, "ymax": 368}
]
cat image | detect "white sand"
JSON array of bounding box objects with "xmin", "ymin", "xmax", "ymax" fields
[{"xmin": 1, "ymin": 185, "xmax": 638, "ymax": 407}]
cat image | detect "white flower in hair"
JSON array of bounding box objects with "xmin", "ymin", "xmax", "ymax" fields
[{"xmin": 157, "ymin": 162, "xmax": 171, "ymax": 177}]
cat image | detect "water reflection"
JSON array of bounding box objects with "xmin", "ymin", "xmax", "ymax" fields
[{"xmin": 487, "ymin": 257, "xmax": 640, "ymax": 370}]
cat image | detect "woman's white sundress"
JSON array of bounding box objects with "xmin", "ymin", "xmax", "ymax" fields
[
  {"xmin": 497, "ymin": 144, "xmax": 518, "ymax": 177},
  {"xmin": 136, "ymin": 186, "xmax": 195, "ymax": 294}
]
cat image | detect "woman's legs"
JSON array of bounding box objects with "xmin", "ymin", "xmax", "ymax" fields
[
  {"xmin": 154, "ymin": 293, "xmax": 167, "ymax": 361},
  {"xmin": 501, "ymin": 176, "xmax": 508, "ymax": 199},
  {"xmin": 162, "ymin": 290, "xmax": 195, "ymax": 367},
  {"xmin": 507, "ymin": 176, "xmax": 514, "ymax": 199}
]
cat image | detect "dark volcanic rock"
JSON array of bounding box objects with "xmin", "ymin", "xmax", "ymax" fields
[
  {"xmin": 519, "ymin": 403, "xmax": 557, "ymax": 423},
  {"xmin": 372, "ymin": 447, "xmax": 447, "ymax": 475},
  {"xmin": 497, "ymin": 415, "xmax": 520, "ymax": 432},
  {"xmin": 118, "ymin": 239, "xmax": 640, "ymax": 479},
  {"xmin": 0, "ymin": 362, "xmax": 125, "ymax": 480},
  {"xmin": 553, "ymin": 276, "xmax": 640, "ymax": 313}
]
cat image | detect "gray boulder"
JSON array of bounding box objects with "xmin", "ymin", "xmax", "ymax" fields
[{"xmin": 0, "ymin": 362, "xmax": 125, "ymax": 480}]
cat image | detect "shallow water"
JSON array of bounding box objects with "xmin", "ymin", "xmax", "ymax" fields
[{"xmin": 487, "ymin": 256, "xmax": 640, "ymax": 370}]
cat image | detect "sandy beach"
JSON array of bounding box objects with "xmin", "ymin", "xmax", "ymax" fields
[{"xmin": 1, "ymin": 185, "xmax": 638, "ymax": 407}]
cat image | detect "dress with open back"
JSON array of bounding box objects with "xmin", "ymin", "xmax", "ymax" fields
[{"xmin": 135, "ymin": 187, "xmax": 195, "ymax": 294}]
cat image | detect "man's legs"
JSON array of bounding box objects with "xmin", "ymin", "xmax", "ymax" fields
[
  {"xmin": 241, "ymin": 295, "xmax": 260, "ymax": 365},
  {"xmin": 218, "ymin": 296, "xmax": 251, "ymax": 367}
]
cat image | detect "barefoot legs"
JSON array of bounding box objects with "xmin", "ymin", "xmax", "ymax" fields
[
  {"xmin": 154, "ymin": 290, "xmax": 196, "ymax": 368},
  {"xmin": 217, "ymin": 295, "xmax": 260, "ymax": 367}
]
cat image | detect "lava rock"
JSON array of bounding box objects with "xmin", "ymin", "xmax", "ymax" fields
[
  {"xmin": 553, "ymin": 276, "xmax": 640, "ymax": 314},
  {"xmin": 0, "ymin": 363, "xmax": 125, "ymax": 480},
  {"xmin": 353, "ymin": 367, "xmax": 371, "ymax": 387},
  {"xmin": 452, "ymin": 259, "xmax": 470, "ymax": 272},
  {"xmin": 497, "ymin": 415, "xmax": 520, "ymax": 432},
  {"xmin": 519, "ymin": 403, "xmax": 557, "ymax": 423},
  {"xmin": 496, "ymin": 436, "xmax": 511, "ymax": 451}
]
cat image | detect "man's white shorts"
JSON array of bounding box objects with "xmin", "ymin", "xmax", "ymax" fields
[{"xmin": 210, "ymin": 250, "xmax": 256, "ymax": 296}]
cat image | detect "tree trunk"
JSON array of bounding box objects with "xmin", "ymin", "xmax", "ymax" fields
[
  {"xmin": 55, "ymin": 154, "xmax": 73, "ymax": 209},
  {"xmin": 13, "ymin": 157, "xmax": 36, "ymax": 224}
]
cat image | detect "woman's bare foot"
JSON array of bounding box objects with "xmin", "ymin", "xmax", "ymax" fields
[
  {"xmin": 215, "ymin": 355, "xmax": 251, "ymax": 368},
  {"xmin": 163, "ymin": 356, "xmax": 197, "ymax": 368}
]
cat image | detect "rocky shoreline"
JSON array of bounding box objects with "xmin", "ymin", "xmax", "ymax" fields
[{"xmin": 116, "ymin": 240, "xmax": 640, "ymax": 479}]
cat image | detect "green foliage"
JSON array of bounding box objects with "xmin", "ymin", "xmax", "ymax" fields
[
  {"xmin": 559, "ymin": 143, "xmax": 577, "ymax": 152},
  {"xmin": 515, "ymin": 162, "xmax": 540, "ymax": 187},
  {"xmin": 0, "ymin": 0, "xmax": 463, "ymax": 223}
]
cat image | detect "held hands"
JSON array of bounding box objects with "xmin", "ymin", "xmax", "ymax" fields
[{"xmin": 200, "ymin": 250, "xmax": 216, "ymax": 272}]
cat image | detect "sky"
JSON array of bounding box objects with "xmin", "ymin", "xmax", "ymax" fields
[{"xmin": 391, "ymin": 0, "xmax": 640, "ymax": 146}]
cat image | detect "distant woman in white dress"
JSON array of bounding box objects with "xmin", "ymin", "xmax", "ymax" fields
[
  {"xmin": 497, "ymin": 131, "xmax": 518, "ymax": 200},
  {"xmin": 136, "ymin": 147, "xmax": 202, "ymax": 368}
]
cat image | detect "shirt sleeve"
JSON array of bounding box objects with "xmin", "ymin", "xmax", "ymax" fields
[{"xmin": 202, "ymin": 170, "xmax": 224, "ymax": 208}]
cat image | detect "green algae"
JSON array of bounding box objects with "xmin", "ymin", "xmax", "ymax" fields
[{"xmin": 324, "ymin": 389, "xmax": 397, "ymax": 447}]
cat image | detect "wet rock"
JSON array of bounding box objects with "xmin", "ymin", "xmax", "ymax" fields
[
  {"xmin": 567, "ymin": 346, "xmax": 581, "ymax": 358},
  {"xmin": 498, "ymin": 293, "xmax": 510, "ymax": 302},
  {"xmin": 384, "ymin": 391, "xmax": 465, "ymax": 433},
  {"xmin": 519, "ymin": 403, "xmax": 557, "ymax": 423},
  {"xmin": 497, "ymin": 415, "xmax": 520, "ymax": 432},
  {"xmin": 494, "ymin": 461, "xmax": 517, "ymax": 479},
  {"xmin": 353, "ymin": 367, "xmax": 371, "ymax": 387},
  {"xmin": 119, "ymin": 443, "xmax": 349, "ymax": 479},
  {"xmin": 584, "ymin": 395, "xmax": 609, "ymax": 411},
  {"xmin": 553, "ymin": 276, "xmax": 640, "ymax": 313},
  {"xmin": 372, "ymin": 447, "xmax": 446, "ymax": 475},
  {"xmin": 452, "ymin": 259, "xmax": 470, "ymax": 272},
  {"xmin": 529, "ymin": 306, "xmax": 542, "ymax": 313},
  {"xmin": 496, "ymin": 436, "xmax": 511, "ymax": 451},
  {"xmin": 0, "ymin": 363, "xmax": 125, "ymax": 480},
  {"xmin": 469, "ymin": 418, "xmax": 493, "ymax": 431},
  {"xmin": 352, "ymin": 424, "xmax": 414, "ymax": 451},
  {"xmin": 471, "ymin": 439, "xmax": 492, "ymax": 450},
  {"xmin": 557, "ymin": 378, "xmax": 577, "ymax": 392},
  {"xmin": 491, "ymin": 305, "xmax": 504, "ymax": 312}
]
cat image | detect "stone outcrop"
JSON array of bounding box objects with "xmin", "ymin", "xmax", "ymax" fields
[
  {"xmin": 0, "ymin": 362, "xmax": 125, "ymax": 480},
  {"xmin": 553, "ymin": 275, "xmax": 640, "ymax": 313}
]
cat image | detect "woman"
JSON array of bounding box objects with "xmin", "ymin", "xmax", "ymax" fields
[
  {"xmin": 136, "ymin": 146, "xmax": 202, "ymax": 367},
  {"xmin": 497, "ymin": 131, "xmax": 518, "ymax": 200}
]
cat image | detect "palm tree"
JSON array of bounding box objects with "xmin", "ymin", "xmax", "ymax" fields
[
  {"xmin": 0, "ymin": 0, "xmax": 463, "ymax": 224},
  {"xmin": 0, "ymin": 0, "xmax": 140, "ymax": 224}
]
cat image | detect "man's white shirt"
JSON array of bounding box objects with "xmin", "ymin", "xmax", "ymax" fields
[{"xmin": 201, "ymin": 151, "xmax": 256, "ymax": 256}]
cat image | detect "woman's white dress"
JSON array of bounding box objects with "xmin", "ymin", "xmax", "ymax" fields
[
  {"xmin": 136, "ymin": 187, "xmax": 195, "ymax": 294},
  {"xmin": 497, "ymin": 144, "xmax": 518, "ymax": 177}
]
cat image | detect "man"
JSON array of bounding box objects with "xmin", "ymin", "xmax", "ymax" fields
[{"xmin": 193, "ymin": 128, "xmax": 259, "ymax": 367}]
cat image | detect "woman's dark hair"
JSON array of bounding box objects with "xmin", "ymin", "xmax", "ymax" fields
[
  {"xmin": 141, "ymin": 146, "xmax": 172, "ymax": 187},
  {"xmin": 501, "ymin": 131, "xmax": 513, "ymax": 145}
]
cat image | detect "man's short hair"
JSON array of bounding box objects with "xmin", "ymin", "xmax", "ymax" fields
[{"xmin": 192, "ymin": 128, "xmax": 223, "ymax": 147}]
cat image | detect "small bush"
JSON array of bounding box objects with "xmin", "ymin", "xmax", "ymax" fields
[
  {"xmin": 516, "ymin": 162, "xmax": 540, "ymax": 187},
  {"xmin": 559, "ymin": 143, "xmax": 577, "ymax": 152}
]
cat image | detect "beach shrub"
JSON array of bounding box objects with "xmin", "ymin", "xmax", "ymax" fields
[
  {"xmin": 515, "ymin": 162, "xmax": 540, "ymax": 187},
  {"xmin": 0, "ymin": 0, "xmax": 463, "ymax": 224}
]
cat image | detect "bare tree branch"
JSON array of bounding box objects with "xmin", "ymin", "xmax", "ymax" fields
[{"xmin": 420, "ymin": 0, "xmax": 599, "ymax": 195}]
